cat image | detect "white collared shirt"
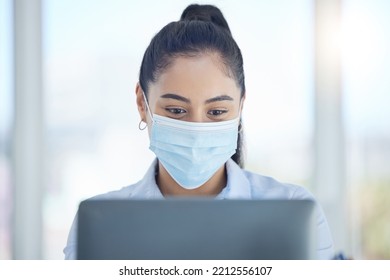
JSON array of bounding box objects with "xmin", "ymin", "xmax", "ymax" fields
[{"xmin": 64, "ymin": 159, "xmax": 334, "ymax": 259}]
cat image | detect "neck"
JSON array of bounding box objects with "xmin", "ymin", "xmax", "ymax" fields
[{"xmin": 156, "ymin": 162, "xmax": 227, "ymax": 197}]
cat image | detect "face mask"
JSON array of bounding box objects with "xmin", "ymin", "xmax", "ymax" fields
[{"xmin": 142, "ymin": 93, "xmax": 239, "ymax": 189}]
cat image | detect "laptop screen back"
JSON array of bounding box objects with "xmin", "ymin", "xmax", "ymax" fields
[{"xmin": 77, "ymin": 199, "xmax": 315, "ymax": 260}]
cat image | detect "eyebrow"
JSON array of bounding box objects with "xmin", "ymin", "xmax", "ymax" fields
[
  {"xmin": 205, "ymin": 95, "xmax": 234, "ymax": 104},
  {"xmin": 160, "ymin": 93, "xmax": 234, "ymax": 104},
  {"xmin": 160, "ymin": 93, "xmax": 190, "ymax": 103}
]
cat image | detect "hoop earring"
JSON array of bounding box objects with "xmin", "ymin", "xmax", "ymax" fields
[{"xmin": 138, "ymin": 120, "xmax": 147, "ymax": 131}]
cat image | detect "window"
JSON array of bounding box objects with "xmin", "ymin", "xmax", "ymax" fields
[
  {"xmin": 0, "ymin": 0, "xmax": 12, "ymax": 260},
  {"xmin": 342, "ymin": 0, "xmax": 390, "ymax": 259}
]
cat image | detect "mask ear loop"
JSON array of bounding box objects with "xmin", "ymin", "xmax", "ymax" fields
[
  {"xmin": 238, "ymin": 97, "xmax": 244, "ymax": 133},
  {"xmin": 142, "ymin": 91, "xmax": 154, "ymax": 122},
  {"xmin": 138, "ymin": 91, "xmax": 153, "ymax": 131},
  {"xmin": 238, "ymin": 118, "xmax": 243, "ymax": 133}
]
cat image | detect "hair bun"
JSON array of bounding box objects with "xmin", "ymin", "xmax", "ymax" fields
[{"xmin": 180, "ymin": 4, "xmax": 231, "ymax": 34}]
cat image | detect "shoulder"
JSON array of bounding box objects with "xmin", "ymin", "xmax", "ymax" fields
[
  {"xmin": 225, "ymin": 159, "xmax": 314, "ymax": 200},
  {"xmin": 63, "ymin": 180, "xmax": 145, "ymax": 259},
  {"xmin": 242, "ymin": 168, "xmax": 314, "ymax": 200},
  {"xmin": 241, "ymin": 168, "xmax": 334, "ymax": 259}
]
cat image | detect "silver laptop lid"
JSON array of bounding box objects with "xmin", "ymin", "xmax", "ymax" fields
[{"xmin": 77, "ymin": 199, "xmax": 315, "ymax": 260}]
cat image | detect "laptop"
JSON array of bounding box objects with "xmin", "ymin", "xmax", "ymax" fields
[{"xmin": 77, "ymin": 199, "xmax": 316, "ymax": 260}]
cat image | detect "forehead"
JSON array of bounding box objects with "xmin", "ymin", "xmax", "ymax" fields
[{"xmin": 150, "ymin": 52, "xmax": 241, "ymax": 100}]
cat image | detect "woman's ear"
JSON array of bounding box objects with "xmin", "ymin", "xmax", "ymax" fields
[{"xmin": 135, "ymin": 83, "xmax": 147, "ymax": 122}]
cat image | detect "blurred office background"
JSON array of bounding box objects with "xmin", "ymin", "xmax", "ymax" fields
[{"xmin": 0, "ymin": 0, "xmax": 389, "ymax": 259}]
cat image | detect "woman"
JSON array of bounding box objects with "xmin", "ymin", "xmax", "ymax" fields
[{"xmin": 64, "ymin": 4, "xmax": 334, "ymax": 259}]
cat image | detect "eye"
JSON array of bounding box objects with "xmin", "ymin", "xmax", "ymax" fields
[
  {"xmin": 208, "ymin": 109, "xmax": 228, "ymax": 116},
  {"xmin": 165, "ymin": 107, "xmax": 187, "ymax": 115}
]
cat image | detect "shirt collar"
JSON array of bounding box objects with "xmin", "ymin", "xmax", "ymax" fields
[
  {"xmin": 216, "ymin": 159, "xmax": 252, "ymax": 200},
  {"xmin": 131, "ymin": 158, "xmax": 252, "ymax": 199},
  {"xmin": 131, "ymin": 158, "xmax": 164, "ymax": 199}
]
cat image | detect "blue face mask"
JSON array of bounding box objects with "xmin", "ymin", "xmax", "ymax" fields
[{"xmin": 143, "ymin": 93, "xmax": 239, "ymax": 189}]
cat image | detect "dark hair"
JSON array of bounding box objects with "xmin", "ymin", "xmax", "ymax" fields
[{"xmin": 139, "ymin": 4, "xmax": 246, "ymax": 167}]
